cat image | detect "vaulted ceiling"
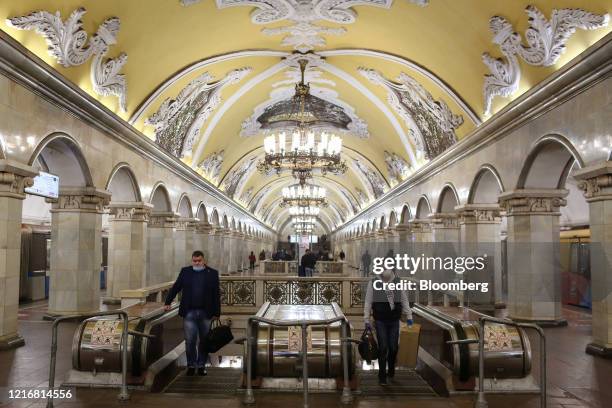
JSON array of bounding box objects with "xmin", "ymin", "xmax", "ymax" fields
[{"xmin": 2, "ymin": 0, "xmax": 609, "ymax": 232}]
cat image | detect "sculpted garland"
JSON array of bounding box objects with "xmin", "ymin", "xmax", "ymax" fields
[
  {"xmin": 482, "ymin": 5, "xmax": 609, "ymax": 115},
  {"xmin": 6, "ymin": 7, "xmax": 128, "ymax": 112}
]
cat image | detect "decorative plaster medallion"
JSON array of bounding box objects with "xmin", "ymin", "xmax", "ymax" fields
[
  {"xmin": 384, "ymin": 151, "xmax": 412, "ymax": 185},
  {"xmin": 198, "ymin": 150, "xmax": 225, "ymax": 184},
  {"xmin": 215, "ymin": 0, "xmax": 396, "ymax": 52},
  {"xmin": 353, "ymin": 159, "xmax": 387, "ymax": 199},
  {"xmin": 145, "ymin": 68, "xmax": 251, "ymax": 159},
  {"xmin": 7, "ymin": 8, "xmax": 128, "ymax": 111},
  {"xmin": 359, "ymin": 68, "xmax": 463, "ymax": 160},
  {"xmin": 482, "ymin": 5, "xmax": 609, "ymax": 115}
]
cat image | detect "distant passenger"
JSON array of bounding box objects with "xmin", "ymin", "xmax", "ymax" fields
[
  {"xmin": 248, "ymin": 251, "xmax": 256, "ymax": 272},
  {"xmin": 362, "ymin": 250, "xmax": 372, "ymax": 276},
  {"xmin": 301, "ymin": 249, "xmax": 317, "ymax": 277},
  {"xmin": 259, "ymin": 249, "xmax": 266, "ymax": 261},
  {"xmin": 339, "ymin": 249, "xmax": 346, "ymax": 261},
  {"xmin": 364, "ymin": 269, "xmax": 413, "ymax": 385},
  {"xmin": 164, "ymin": 250, "xmax": 220, "ymax": 377}
]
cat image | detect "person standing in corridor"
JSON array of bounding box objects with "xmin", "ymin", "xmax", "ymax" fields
[{"xmin": 164, "ymin": 250, "xmax": 220, "ymax": 376}]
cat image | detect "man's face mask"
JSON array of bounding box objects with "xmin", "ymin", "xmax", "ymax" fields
[{"xmin": 193, "ymin": 266, "xmax": 205, "ymax": 271}]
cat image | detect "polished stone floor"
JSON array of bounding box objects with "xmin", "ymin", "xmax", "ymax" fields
[{"xmin": 1, "ymin": 302, "xmax": 610, "ymax": 408}]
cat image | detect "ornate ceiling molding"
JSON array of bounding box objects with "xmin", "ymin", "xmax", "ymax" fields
[
  {"xmin": 220, "ymin": 154, "xmax": 258, "ymax": 198},
  {"xmin": 241, "ymin": 62, "xmax": 369, "ymax": 138},
  {"xmin": 482, "ymin": 5, "xmax": 609, "ymax": 116},
  {"xmin": 197, "ymin": 150, "xmax": 225, "ymax": 184},
  {"xmin": 352, "ymin": 158, "xmax": 387, "ymax": 199},
  {"xmin": 384, "ymin": 150, "xmax": 412, "ymax": 186},
  {"xmin": 359, "ymin": 68, "xmax": 463, "ymax": 160},
  {"xmin": 238, "ymin": 186, "xmax": 254, "ymax": 207},
  {"xmin": 6, "ymin": 7, "xmax": 128, "ymax": 111},
  {"xmin": 145, "ymin": 68, "xmax": 251, "ymax": 159},
  {"xmin": 215, "ymin": 0, "xmax": 396, "ymax": 52}
]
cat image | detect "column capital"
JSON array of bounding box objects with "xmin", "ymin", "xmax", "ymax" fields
[
  {"xmin": 428, "ymin": 212, "xmax": 459, "ymax": 228},
  {"xmin": 108, "ymin": 201, "xmax": 153, "ymax": 222},
  {"xmin": 175, "ymin": 217, "xmax": 198, "ymax": 231},
  {"xmin": 455, "ymin": 204, "xmax": 502, "ymax": 224},
  {"xmin": 573, "ymin": 161, "xmax": 612, "ymax": 202},
  {"xmin": 407, "ymin": 219, "xmax": 432, "ymax": 233},
  {"xmin": 0, "ymin": 160, "xmax": 37, "ymax": 199},
  {"xmin": 148, "ymin": 211, "xmax": 180, "ymax": 228},
  {"xmin": 194, "ymin": 221, "xmax": 213, "ymax": 234},
  {"xmin": 498, "ymin": 189, "xmax": 568, "ymax": 216},
  {"xmin": 49, "ymin": 187, "xmax": 111, "ymax": 213}
]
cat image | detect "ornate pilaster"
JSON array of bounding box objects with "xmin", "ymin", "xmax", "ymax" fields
[
  {"xmin": 456, "ymin": 204, "xmax": 503, "ymax": 308},
  {"xmin": 0, "ymin": 161, "xmax": 37, "ymax": 349},
  {"xmin": 47, "ymin": 188, "xmax": 111, "ymax": 315},
  {"xmin": 575, "ymin": 162, "xmax": 612, "ymax": 357},
  {"xmin": 105, "ymin": 202, "xmax": 153, "ymax": 302},
  {"xmin": 498, "ymin": 189, "xmax": 569, "ymax": 326},
  {"xmin": 147, "ymin": 212, "xmax": 179, "ymax": 284}
]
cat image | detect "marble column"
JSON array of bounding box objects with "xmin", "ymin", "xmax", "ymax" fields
[
  {"xmin": 214, "ymin": 227, "xmax": 229, "ymax": 273},
  {"xmin": 48, "ymin": 187, "xmax": 111, "ymax": 315},
  {"xmin": 0, "ymin": 161, "xmax": 35, "ymax": 349},
  {"xmin": 499, "ymin": 189, "xmax": 568, "ymax": 326},
  {"xmin": 456, "ymin": 204, "xmax": 503, "ymax": 308},
  {"xmin": 575, "ymin": 162, "xmax": 612, "ymax": 357},
  {"xmin": 408, "ymin": 220, "xmax": 432, "ymax": 243},
  {"xmin": 193, "ymin": 222, "xmax": 213, "ymax": 260},
  {"xmin": 174, "ymin": 217, "xmax": 196, "ymax": 272},
  {"xmin": 105, "ymin": 202, "xmax": 152, "ymax": 301},
  {"xmin": 429, "ymin": 213, "xmax": 460, "ymax": 247},
  {"xmin": 147, "ymin": 212, "xmax": 178, "ymax": 284}
]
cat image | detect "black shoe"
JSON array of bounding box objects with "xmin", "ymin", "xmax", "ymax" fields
[
  {"xmin": 378, "ymin": 379, "xmax": 388, "ymax": 386},
  {"xmin": 198, "ymin": 367, "xmax": 207, "ymax": 376},
  {"xmin": 186, "ymin": 367, "xmax": 196, "ymax": 376}
]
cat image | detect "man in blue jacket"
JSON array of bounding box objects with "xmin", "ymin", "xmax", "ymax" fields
[{"xmin": 164, "ymin": 250, "xmax": 220, "ymax": 376}]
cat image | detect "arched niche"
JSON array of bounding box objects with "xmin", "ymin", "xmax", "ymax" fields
[
  {"xmin": 468, "ymin": 165, "xmax": 504, "ymax": 204},
  {"xmin": 177, "ymin": 194, "xmax": 193, "ymax": 218},
  {"xmin": 106, "ymin": 164, "xmax": 141, "ymax": 202},
  {"xmin": 415, "ymin": 196, "xmax": 432, "ymax": 219},
  {"xmin": 437, "ymin": 184, "xmax": 460, "ymax": 213},
  {"xmin": 150, "ymin": 183, "xmax": 172, "ymax": 213},
  {"xmin": 196, "ymin": 203, "xmax": 208, "ymax": 223}
]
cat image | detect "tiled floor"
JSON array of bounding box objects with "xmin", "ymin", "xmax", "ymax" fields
[{"xmin": 1, "ymin": 303, "xmax": 611, "ymax": 408}]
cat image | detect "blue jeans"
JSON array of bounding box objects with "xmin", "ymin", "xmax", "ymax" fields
[
  {"xmin": 183, "ymin": 309, "xmax": 212, "ymax": 368},
  {"xmin": 305, "ymin": 267, "xmax": 314, "ymax": 277},
  {"xmin": 374, "ymin": 320, "xmax": 400, "ymax": 380}
]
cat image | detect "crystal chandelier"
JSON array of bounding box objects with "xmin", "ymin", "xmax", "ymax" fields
[
  {"xmin": 289, "ymin": 206, "xmax": 320, "ymax": 216},
  {"xmin": 257, "ymin": 59, "xmax": 348, "ymax": 184},
  {"xmin": 280, "ymin": 183, "xmax": 328, "ymax": 208}
]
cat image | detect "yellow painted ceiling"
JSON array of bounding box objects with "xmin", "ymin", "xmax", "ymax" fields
[{"xmin": 1, "ymin": 0, "xmax": 610, "ymax": 231}]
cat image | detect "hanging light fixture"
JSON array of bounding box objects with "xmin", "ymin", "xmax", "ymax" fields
[
  {"xmin": 280, "ymin": 183, "xmax": 328, "ymax": 208},
  {"xmin": 289, "ymin": 206, "xmax": 320, "ymax": 216},
  {"xmin": 257, "ymin": 59, "xmax": 348, "ymax": 184}
]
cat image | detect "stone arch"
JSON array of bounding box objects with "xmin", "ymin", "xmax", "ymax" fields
[
  {"xmin": 106, "ymin": 163, "xmax": 142, "ymax": 202},
  {"xmin": 468, "ymin": 164, "xmax": 504, "ymax": 204},
  {"xmin": 517, "ymin": 134, "xmax": 584, "ymax": 189},
  {"xmin": 388, "ymin": 210, "xmax": 398, "ymax": 228},
  {"xmin": 399, "ymin": 204, "xmax": 411, "ymax": 224},
  {"xmin": 211, "ymin": 208, "xmax": 220, "ymax": 226},
  {"xmin": 222, "ymin": 214, "xmax": 229, "ymax": 229},
  {"xmin": 415, "ymin": 195, "xmax": 432, "ymax": 219},
  {"xmin": 177, "ymin": 194, "xmax": 193, "ymax": 218},
  {"xmin": 196, "ymin": 202, "xmax": 208, "ymax": 223},
  {"xmin": 437, "ymin": 183, "xmax": 460, "ymax": 213},
  {"xmin": 29, "ymin": 133, "xmax": 93, "ymax": 188},
  {"xmin": 149, "ymin": 182, "xmax": 172, "ymax": 213},
  {"xmin": 379, "ymin": 215, "xmax": 386, "ymax": 230}
]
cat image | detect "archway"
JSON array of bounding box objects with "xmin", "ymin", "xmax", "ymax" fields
[{"xmin": 148, "ymin": 183, "xmax": 175, "ymax": 285}]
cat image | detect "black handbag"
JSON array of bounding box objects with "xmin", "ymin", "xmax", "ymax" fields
[
  {"xmin": 358, "ymin": 326, "xmax": 378, "ymax": 364},
  {"xmin": 203, "ymin": 318, "xmax": 234, "ymax": 353}
]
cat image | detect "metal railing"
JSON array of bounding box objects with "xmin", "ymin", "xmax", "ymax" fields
[
  {"xmin": 47, "ymin": 310, "xmax": 130, "ymax": 408},
  {"xmin": 449, "ymin": 316, "xmax": 546, "ymax": 408},
  {"xmin": 243, "ymin": 303, "xmax": 353, "ymax": 408}
]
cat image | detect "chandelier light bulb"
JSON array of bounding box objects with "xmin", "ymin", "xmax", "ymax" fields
[{"xmin": 278, "ymin": 132, "xmax": 286, "ymax": 153}]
